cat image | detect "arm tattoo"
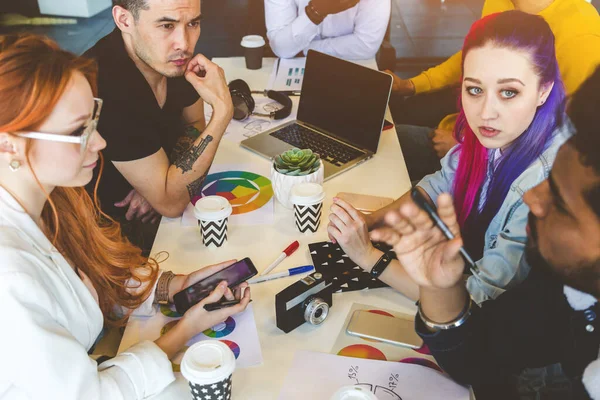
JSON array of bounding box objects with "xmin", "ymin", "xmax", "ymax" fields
[
  {"xmin": 169, "ymin": 126, "xmax": 202, "ymax": 163},
  {"xmin": 187, "ymin": 170, "xmax": 208, "ymax": 200},
  {"xmin": 174, "ymin": 135, "xmax": 213, "ymax": 174},
  {"xmin": 184, "ymin": 125, "xmax": 202, "ymax": 140}
]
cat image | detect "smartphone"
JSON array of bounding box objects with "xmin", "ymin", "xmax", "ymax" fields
[
  {"xmin": 346, "ymin": 310, "xmax": 423, "ymax": 349},
  {"xmin": 336, "ymin": 192, "xmax": 394, "ymax": 213},
  {"xmin": 410, "ymin": 188, "xmax": 477, "ymax": 271},
  {"xmin": 173, "ymin": 258, "xmax": 258, "ymax": 314},
  {"xmin": 204, "ymin": 299, "xmax": 241, "ymax": 312},
  {"xmin": 383, "ymin": 119, "xmax": 394, "ymax": 131}
]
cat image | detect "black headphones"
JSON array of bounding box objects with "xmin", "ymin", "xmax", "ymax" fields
[{"xmin": 229, "ymin": 79, "xmax": 293, "ymax": 121}]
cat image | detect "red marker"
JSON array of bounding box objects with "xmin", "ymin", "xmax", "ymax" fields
[{"xmin": 259, "ymin": 241, "xmax": 300, "ymax": 276}]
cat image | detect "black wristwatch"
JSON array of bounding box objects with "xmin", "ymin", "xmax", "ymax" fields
[{"xmin": 370, "ymin": 252, "xmax": 393, "ymax": 279}]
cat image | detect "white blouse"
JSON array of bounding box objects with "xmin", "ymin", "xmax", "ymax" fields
[
  {"xmin": 265, "ymin": 0, "xmax": 391, "ymax": 59},
  {"xmin": 0, "ymin": 187, "xmax": 174, "ymax": 399}
]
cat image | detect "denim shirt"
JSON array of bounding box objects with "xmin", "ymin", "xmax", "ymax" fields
[{"xmin": 417, "ymin": 124, "xmax": 571, "ymax": 304}]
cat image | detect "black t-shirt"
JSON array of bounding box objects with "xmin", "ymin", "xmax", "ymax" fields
[{"xmin": 84, "ymin": 29, "xmax": 200, "ymax": 219}]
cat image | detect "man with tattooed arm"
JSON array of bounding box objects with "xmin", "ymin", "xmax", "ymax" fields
[{"xmin": 84, "ymin": 0, "xmax": 233, "ymax": 252}]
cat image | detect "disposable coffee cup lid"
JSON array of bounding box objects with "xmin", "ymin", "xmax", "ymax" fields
[
  {"xmin": 194, "ymin": 196, "xmax": 232, "ymax": 221},
  {"xmin": 181, "ymin": 341, "xmax": 236, "ymax": 385},
  {"xmin": 241, "ymin": 35, "xmax": 265, "ymax": 48},
  {"xmin": 330, "ymin": 385, "xmax": 378, "ymax": 400},
  {"xmin": 290, "ymin": 182, "xmax": 325, "ymax": 206}
]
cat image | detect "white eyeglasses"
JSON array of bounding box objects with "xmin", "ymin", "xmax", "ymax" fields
[{"xmin": 18, "ymin": 98, "xmax": 103, "ymax": 155}]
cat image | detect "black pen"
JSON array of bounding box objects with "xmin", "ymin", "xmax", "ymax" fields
[
  {"xmin": 410, "ymin": 188, "xmax": 478, "ymax": 273},
  {"xmin": 279, "ymin": 90, "xmax": 301, "ymax": 96},
  {"xmin": 251, "ymin": 90, "xmax": 300, "ymax": 96}
]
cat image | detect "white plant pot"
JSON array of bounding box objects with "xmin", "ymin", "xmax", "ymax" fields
[{"xmin": 271, "ymin": 161, "xmax": 324, "ymax": 209}]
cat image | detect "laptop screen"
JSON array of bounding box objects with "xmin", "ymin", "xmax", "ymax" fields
[{"xmin": 297, "ymin": 50, "xmax": 393, "ymax": 153}]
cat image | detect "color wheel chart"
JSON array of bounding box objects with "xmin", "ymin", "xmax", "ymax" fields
[
  {"xmin": 220, "ymin": 340, "xmax": 241, "ymax": 359},
  {"xmin": 203, "ymin": 317, "xmax": 236, "ymax": 338},
  {"xmin": 184, "ymin": 168, "xmax": 275, "ymax": 226},
  {"xmin": 194, "ymin": 171, "xmax": 273, "ymax": 214},
  {"xmin": 159, "ymin": 304, "xmax": 182, "ymax": 318},
  {"xmin": 156, "ymin": 304, "xmax": 263, "ymax": 370},
  {"xmin": 338, "ymin": 344, "xmax": 387, "ymax": 361}
]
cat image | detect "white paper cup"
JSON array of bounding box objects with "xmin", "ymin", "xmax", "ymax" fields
[
  {"xmin": 241, "ymin": 35, "xmax": 265, "ymax": 70},
  {"xmin": 290, "ymin": 183, "xmax": 325, "ymax": 233},
  {"xmin": 194, "ymin": 196, "xmax": 233, "ymax": 248},
  {"xmin": 181, "ymin": 341, "xmax": 236, "ymax": 400},
  {"xmin": 330, "ymin": 385, "xmax": 378, "ymax": 400}
]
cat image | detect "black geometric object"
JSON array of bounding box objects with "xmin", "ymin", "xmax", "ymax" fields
[
  {"xmin": 188, "ymin": 375, "xmax": 232, "ymax": 400},
  {"xmin": 308, "ymin": 241, "xmax": 392, "ymax": 293},
  {"xmin": 294, "ymin": 203, "xmax": 322, "ymax": 233},
  {"xmin": 200, "ymin": 218, "xmax": 228, "ymax": 247}
]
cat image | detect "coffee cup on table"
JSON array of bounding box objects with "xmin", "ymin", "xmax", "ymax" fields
[
  {"xmin": 181, "ymin": 341, "xmax": 236, "ymax": 400},
  {"xmin": 290, "ymin": 182, "xmax": 325, "ymax": 233},
  {"xmin": 240, "ymin": 35, "xmax": 265, "ymax": 70},
  {"xmin": 330, "ymin": 385, "xmax": 378, "ymax": 400},
  {"xmin": 193, "ymin": 196, "xmax": 233, "ymax": 248}
]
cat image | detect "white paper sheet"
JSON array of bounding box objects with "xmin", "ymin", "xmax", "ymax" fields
[
  {"xmin": 278, "ymin": 351, "xmax": 470, "ymax": 400},
  {"xmin": 270, "ymin": 57, "xmax": 378, "ymax": 92},
  {"xmin": 205, "ymin": 99, "xmax": 299, "ymax": 145},
  {"xmin": 134, "ymin": 304, "xmax": 263, "ymax": 371},
  {"xmin": 272, "ymin": 58, "xmax": 307, "ymax": 91},
  {"xmin": 181, "ymin": 164, "xmax": 274, "ymax": 227}
]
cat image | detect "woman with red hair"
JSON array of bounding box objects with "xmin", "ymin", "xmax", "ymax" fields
[{"xmin": 0, "ymin": 34, "xmax": 250, "ymax": 399}]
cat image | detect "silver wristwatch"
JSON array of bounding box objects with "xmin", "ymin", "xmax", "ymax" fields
[{"xmin": 418, "ymin": 296, "xmax": 473, "ymax": 331}]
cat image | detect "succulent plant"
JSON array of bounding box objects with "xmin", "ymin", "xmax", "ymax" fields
[{"xmin": 273, "ymin": 148, "xmax": 321, "ymax": 176}]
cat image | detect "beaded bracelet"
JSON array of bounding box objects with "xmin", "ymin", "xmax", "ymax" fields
[{"xmin": 155, "ymin": 271, "xmax": 176, "ymax": 305}]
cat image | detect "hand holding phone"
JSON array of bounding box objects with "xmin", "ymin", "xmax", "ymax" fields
[
  {"xmin": 174, "ymin": 258, "xmax": 258, "ymax": 314},
  {"xmin": 410, "ymin": 188, "xmax": 477, "ymax": 272},
  {"xmin": 175, "ymin": 280, "xmax": 251, "ymax": 342},
  {"xmin": 204, "ymin": 299, "xmax": 241, "ymax": 312}
]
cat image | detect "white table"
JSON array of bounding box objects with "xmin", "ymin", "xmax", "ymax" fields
[{"xmin": 119, "ymin": 57, "xmax": 414, "ymax": 399}]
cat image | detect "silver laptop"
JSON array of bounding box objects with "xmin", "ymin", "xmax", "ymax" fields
[{"xmin": 241, "ymin": 50, "xmax": 393, "ymax": 180}]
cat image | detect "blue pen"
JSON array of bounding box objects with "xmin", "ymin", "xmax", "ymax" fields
[{"xmin": 247, "ymin": 265, "xmax": 314, "ymax": 284}]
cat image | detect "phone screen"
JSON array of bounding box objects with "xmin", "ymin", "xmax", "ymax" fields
[{"xmin": 174, "ymin": 258, "xmax": 257, "ymax": 313}]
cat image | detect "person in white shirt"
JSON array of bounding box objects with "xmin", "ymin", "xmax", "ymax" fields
[
  {"xmin": 265, "ymin": 0, "xmax": 391, "ymax": 59},
  {"xmin": 0, "ymin": 33, "xmax": 250, "ymax": 400}
]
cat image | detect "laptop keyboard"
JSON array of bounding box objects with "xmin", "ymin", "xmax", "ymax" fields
[{"xmin": 270, "ymin": 124, "xmax": 363, "ymax": 166}]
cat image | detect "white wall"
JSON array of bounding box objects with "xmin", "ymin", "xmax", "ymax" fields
[{"xmin": 38, "ymin": 0, "xmax": 112, "ymax": 18}]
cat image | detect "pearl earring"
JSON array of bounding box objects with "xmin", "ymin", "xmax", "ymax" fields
[{"xmin": 9, "ymin": 160, "xmax": 20, "ymax": 172}]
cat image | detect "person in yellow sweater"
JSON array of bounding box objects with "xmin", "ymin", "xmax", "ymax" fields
[{"xmin": 390, "ymin": 0, "xmax": 600, "ymax": 182}]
